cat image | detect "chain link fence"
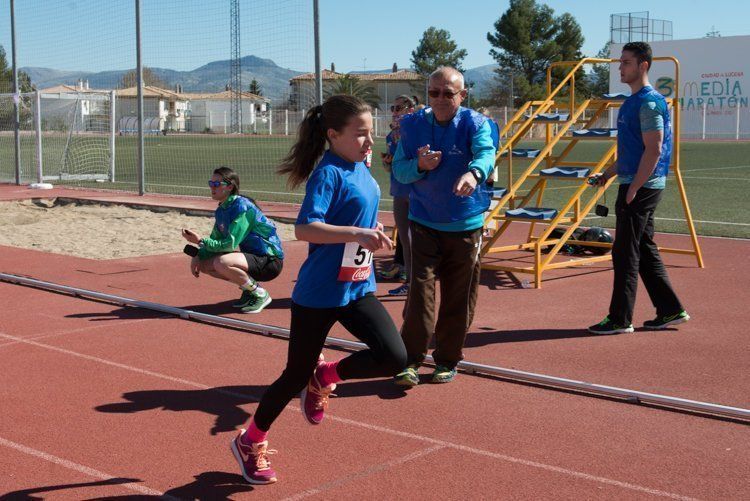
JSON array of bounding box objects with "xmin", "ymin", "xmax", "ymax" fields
[{"xmin": 1, "ymin": 1, "xmax": 748, "ymax": 205}]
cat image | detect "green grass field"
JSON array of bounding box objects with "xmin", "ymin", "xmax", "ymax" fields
[{"xmin": 1, "ymin": 134, "xmax": 748, "ymax": 238}]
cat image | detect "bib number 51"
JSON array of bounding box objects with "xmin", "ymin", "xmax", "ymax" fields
[{"xmin": 338, "ymin": 242, "xmax": 373, "ymax": 281}]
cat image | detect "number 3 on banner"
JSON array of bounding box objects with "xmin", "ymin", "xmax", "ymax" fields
[{"xmin": 338, "ymin": 242, "xmax": 373, "ymax": 282}]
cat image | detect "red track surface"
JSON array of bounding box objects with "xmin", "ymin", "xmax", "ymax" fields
[{"xmin": 1, "ymin": 184, "xmax": 748, "ymax": 499}]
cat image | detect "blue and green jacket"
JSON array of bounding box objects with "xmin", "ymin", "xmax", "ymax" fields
[{"xmin": 198, "ymin": 194, "xmax": 284, "ymax": 260}]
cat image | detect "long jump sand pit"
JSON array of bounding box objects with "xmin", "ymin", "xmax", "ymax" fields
[{"xmin": 0, "ymin": 198, "xmax": 296, "ymax": 260}]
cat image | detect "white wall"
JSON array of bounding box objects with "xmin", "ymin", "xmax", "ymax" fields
[{"xmin": 610, "ymin": 35, "xmax": 750, "ymax": 138}]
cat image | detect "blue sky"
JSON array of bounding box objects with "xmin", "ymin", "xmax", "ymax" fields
[{"xmin": 0, "ymin": 0, "xmax": 748, "ymax": 73}]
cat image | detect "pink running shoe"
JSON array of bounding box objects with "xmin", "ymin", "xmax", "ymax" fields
[
  {"xmin": 230, "ymin": 430, "xmax": 277, "ymax": 485},
  {"xmin": 300, "ymin": 359, "xmax": 336, "ymax": 425}
]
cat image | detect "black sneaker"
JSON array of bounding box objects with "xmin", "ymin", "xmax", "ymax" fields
[
  {"xmin": 233, "ymin": 289, "xmax": 254, "ymax": 308},
  {"xmin": 643, "ymin": 311, "xmax": 690, "ymax": 330},
  {"xmin": 588, "ymin": 317, "xmax": 634, "ymax": 334}
]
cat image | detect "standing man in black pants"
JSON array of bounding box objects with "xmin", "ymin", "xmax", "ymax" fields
[{"xmin": 588, "ymin": 42, "xmax": 690, "ymax": 334}]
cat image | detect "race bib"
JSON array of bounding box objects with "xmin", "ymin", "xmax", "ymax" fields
[{"xmin": 337, "ymin": 242, "xmax": 373, "ymax": 282}]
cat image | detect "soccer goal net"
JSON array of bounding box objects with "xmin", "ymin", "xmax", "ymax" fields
[{"xmin": 38, "ymin": 91, "xmax": 115, "ymax": 183}]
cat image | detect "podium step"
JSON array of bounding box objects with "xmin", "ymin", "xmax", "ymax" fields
[
  {"xmin": 524, "ymin": 112, "xmax": 570, "ymax": 122},
  {"xmin": 572, "ymin": 128, "xmax": 618, "ymax": 138},
  {"xmin": 501, "ymin": 148, "xmax": 541, "ymax": 158},
  {"xmin": 504, "ymin": 207, "xmax": 558, "ymax": 220},
  {"xmin": 539, "ymin": 166, "xmax": 591, "ymax": 178}
]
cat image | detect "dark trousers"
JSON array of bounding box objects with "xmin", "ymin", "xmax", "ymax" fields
[
  {"xmin": 401, "ymin": 221, "xmax": 482, "ymax": 369},
  {"xmin": 608, "ymin": 184, "xmax": 683, "ymax": 325},
  {"xmin": 393, "ymin": 237, "xmax": 404, "ymax": 266},
  {"xmin": 253, "ymin": 293, "xmax": 406, "ymax": 431}
]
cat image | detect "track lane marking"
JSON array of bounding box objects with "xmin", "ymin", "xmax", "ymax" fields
[{"xmin": 0, "ymin": 332, "xmax": 702, "ymax": 500}]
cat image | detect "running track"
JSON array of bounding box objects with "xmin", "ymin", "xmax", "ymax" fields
[{"xmin": 0, "ymin": 185, "xmax": 748, "ymax": 499}]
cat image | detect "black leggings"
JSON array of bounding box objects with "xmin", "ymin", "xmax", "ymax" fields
[{"xmin": 253, "ymin": 293, "xmax": 407, "ymax": 431}]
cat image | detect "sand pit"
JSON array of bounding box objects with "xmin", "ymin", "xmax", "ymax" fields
[{"xmin": 0, "ymin": 198, "xmax": 296, "ymax": 260}]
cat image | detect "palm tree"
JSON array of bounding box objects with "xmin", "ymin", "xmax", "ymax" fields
[{"xmin": 324, "ymin": 74, "xmax": 380, "ymax": 110}]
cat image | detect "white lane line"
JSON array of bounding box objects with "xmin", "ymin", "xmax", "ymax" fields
[
  {"xmin": 655, "ymin": 217, "xmax": 750, "ymax": 226},
  {"xmin": 0, "ymin": 317, "xmax": 162, "ymax": 349},
  {"xmin": 682, "ymin": 176, "xmax": 750, "ymax": 181},
  {"xmin": 0, "ymin": 436, "xmax": 168, "ymax": 498},
  {"xmin": 0, "ymin": 332, "xmax": 701, "ymax": 500},
  {"xmin": 282, "ymin": 445, "xmax": 445, "ymax": 500},
  {"xmin": 682, "ymin": 165, "xmax": 749, "ymax": 173},
  {"xmin": 583, "ymin": 215, "xmax": 750, "ymax": 227},
  {"xmin": 0, "ymin": 332, "xmax": 212, "ymax": 389},
  {"xmin": 327, "ymin": 415, "xmax": 700, "ymax": 501}
]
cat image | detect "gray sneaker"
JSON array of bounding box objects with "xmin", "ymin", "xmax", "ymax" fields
[{"xmin": 241, "ymin": 289, "xmax": 272, "ymax": 314}]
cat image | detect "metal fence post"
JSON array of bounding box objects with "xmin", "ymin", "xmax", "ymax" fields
[
  {"xmin": 110, "ymin": 90, "xmax": 116, "ymax": 182},
  {"xmin": 701, "ymin": 103, "xmax": 706, "ymax": 140},
  {"xmin": 135, "ymin": 0, "xmax": 145, "ymax": 195},
  {"xmin": 34, "ymin": 91, "xmax": 42, "ymax": 183},
  {"xmin": 11, "ymin": 0, "xmax": 21, "ymax": 185},
  {"xmin": 313, "ymin": 0, "xmax": 322, "ymax": 106}
]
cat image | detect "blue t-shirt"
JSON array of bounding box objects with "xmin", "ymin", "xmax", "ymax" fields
[
  {"xmin": 292, "ymin": 150, "xmax": 381, "ymax": 308},
  {"xmin": 617, "ymin": 86, "xmax": 671, "ymax": 189}
]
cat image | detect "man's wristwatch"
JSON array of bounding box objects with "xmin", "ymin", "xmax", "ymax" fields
[{"xmin": 469, "ymin": 168, "xmax": 483, "ymax": 183}]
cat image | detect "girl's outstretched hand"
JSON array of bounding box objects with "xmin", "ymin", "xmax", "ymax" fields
[{"xmin": 356, "ymin": 228, "xmax": 393, "ymax": 252}]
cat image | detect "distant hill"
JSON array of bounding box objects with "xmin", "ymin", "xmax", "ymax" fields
[
  {"xmin": 23, "ymin": 56, "xmax": 501, "ymax": 102},
  {"xmin": 464, "ymin": 64, "xmax": 500, "ymax": 97},
  {"xmin": 22, "ymin": 55, "xmax": 303, "ymax": 102}
]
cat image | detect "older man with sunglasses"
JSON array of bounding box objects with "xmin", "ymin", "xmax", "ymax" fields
[{"xmin": 392, "ymin": 67, "xmax": 496, "ymax": 385}]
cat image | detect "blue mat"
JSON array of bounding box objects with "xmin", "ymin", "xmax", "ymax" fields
[
  {"xmin": 525, "ymin": 112, "xmax": 570, "ymax": 122},
  {"xmin": 572, "ymin": 128, "xmax": 618, "ymax": 137},
  {"xmin": 505, "ymin": 207, "xmax": 558, "ymax": 220},
  {"xmin": 602, "ymin": 93, "xmax": 630, "ymax": 99},
  {"xmin": 540, "ymin": 167, "xmax": 591, "ymax": 178},
  {"xmin": 501, "ymin": 148, "xmax": 541, "ymax": 158}
]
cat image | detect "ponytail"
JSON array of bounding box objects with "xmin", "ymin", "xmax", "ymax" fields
[
  {"xmin": 278, "ymin": 105, "xmax": 326, "ymax": 189},
  {"xmin": 278, "ymin": 95, "xmax": 371, "ymax": 189}
]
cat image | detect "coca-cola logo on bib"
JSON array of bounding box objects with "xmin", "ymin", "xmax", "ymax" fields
[{"xmin": 351, "ymin": 267, "xmax": 371, "ymax": 281}]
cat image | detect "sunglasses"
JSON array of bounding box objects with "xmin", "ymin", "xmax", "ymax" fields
[
  {"xmin": 208, "ymin": 180, "xmax": 231, "ymax": 188},
  {"xmin": 427, "ymin": 89, "xmax": 462, "ymax": 99}
]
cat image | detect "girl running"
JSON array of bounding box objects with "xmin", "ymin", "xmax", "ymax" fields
[
  {"xmin": 182, "ymin": 167, "xmax": 284, "ymax": 314},
  {"xmin": 230, "ymin": 95, "xmax": 407, "ymax": 484}
]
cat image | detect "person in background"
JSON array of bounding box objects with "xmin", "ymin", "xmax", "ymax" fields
[
  {"xmin": 181, "ymin": 166, "xmax": 283, "ymax": 314},
  {"xmin": 380, "ymin": 95, "xmax": 416, "ymax": 296},
  {"xmin": 476, "ymin": 106, "xmax": 501, "ymax": 236}
]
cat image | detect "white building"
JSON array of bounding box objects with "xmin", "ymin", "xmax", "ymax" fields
[
  {"xmin": 610, "ymin": 35, "xmax": 750, "ymax": 139},
  {"xmin": 180, "ymin": 90, "xmax": 269, "ymax": 133},
  {"xmin": 38, "ymin": 82, "xmax": 111, "ymax": 132},
  {"xmin": 116, "ymin": 85, "xmax": 188, "ymax": 132}
]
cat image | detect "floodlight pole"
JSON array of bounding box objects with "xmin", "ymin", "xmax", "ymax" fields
[
  {"xmin": 313, "ymin": 0, "xmax": 322, "ymax": 106},
  {"xmin": 135, "ymin": 0, "xmax": 145, "ymax": 195},
  {"xmin": 10, "ymin": 0, "xmax": 21, "ymax": 185}
]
